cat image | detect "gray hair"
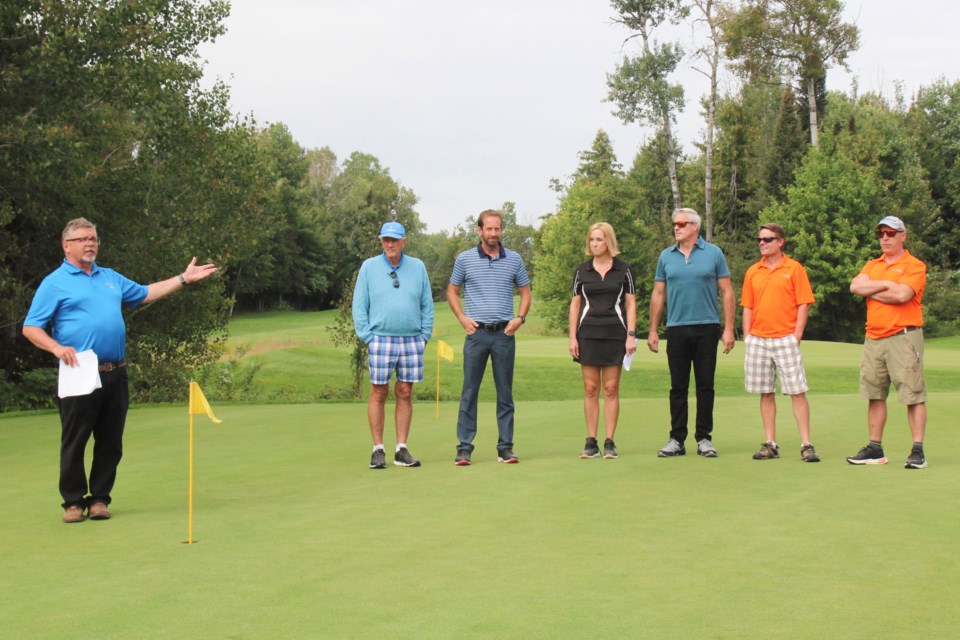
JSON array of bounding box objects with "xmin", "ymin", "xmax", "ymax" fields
[
  {"xmin": 673, "ymin": 208, "xmax": 701, "ymax": 227},
  {"xmin": 62, "ymin": 217, "xmax": 96, "ymax": 241}
]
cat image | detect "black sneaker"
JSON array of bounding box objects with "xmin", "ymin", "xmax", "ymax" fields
[
  {"xmin": 369, "ymin": 449, "xmax": 387, "ymax": 469},
  {"xmin": 905, "ymin": 447, "xmax": 927, "ymax": 469},
  {"xmin": 497, "ymin": 449, "xmax": 519, "ymax": 464},
  {"xmin": 580, "ymin": 438, "xmax": 600, "ymax": 459},
  {"xmin": 394, "ymin": 447, "xmax": 421, "ymax": 467},
  {"xmin": 603, "ymin": 438, "xmax": 619, "ymax": 459},
  {"xmin": 454, "ymin": 449, "xmax": 472, "ymax": 466},
  {"xmin": 846, "ymin": 444, "xmax": 888, "ymax": 465}
]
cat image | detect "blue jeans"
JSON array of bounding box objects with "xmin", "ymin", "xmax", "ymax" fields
[{"xmin": 456, "ymin": 328, "xmax": 516, "ymax": 452}]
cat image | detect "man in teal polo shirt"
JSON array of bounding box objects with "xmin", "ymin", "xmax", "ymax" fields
[
  {"xmin": 23, "ymin": 217, "xmax": 217, "ymax": 523},
  {"xmin": 352, "ymin": 221, "xmax": 434, "ymax": 470},
  {"xmin": 647, "ymin": 208, "xmax": 736, "ymax": 458}
]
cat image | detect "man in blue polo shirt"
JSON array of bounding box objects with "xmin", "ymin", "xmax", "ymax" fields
[
  {"xmin": 353, "ymin": 221, "xmax": 434, "ymax": 470},
  {"xmin": 447, "ymin": 209, "xmax": 531, "ymax": 465},
  {"xmin": 647, "ymin": 208, "xmax": 736, "ymax": 458},
  {"xmin": 23, "ymin": 217, "xmax": 217, "ymax": 523}
]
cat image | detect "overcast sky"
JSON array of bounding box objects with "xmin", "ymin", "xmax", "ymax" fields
[{"xmin": 199, "ymin": 0, "xmax": 960, "ymax": 233}]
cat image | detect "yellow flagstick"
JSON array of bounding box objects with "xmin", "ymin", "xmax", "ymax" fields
[
  {"xmin": 436, "ymin": 340, "xmax": 454, "ymax": 419},
  {"xmin": 186, "ymin": 381, "xmax": 221, "ymax": 545}
]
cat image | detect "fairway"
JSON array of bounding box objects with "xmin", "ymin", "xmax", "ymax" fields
[{"xmin": 2, "ymin": 392, "xmax": 958, "ymax": 638}]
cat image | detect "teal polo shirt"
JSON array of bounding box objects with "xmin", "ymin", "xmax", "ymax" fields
[
  {"xmin": 24, "ymin": 260, "xmax": 149, "ymax": 362},
  {"xmin": 654, "ymin": 236, "xmax": 730, "ymax": 327}
]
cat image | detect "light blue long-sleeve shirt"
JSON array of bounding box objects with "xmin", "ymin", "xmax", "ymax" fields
[{"xmin": 352, "ymin": 252, "xmax": 434, "ymax": 343}]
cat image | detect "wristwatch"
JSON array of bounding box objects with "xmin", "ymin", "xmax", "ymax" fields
[
  {"xmin": 627, "ymin": 331, "xmax": 636, "ymax": 337},
  {"xmin": 518, "ymin": 315, "xmax": 526, "ymax": 324}
]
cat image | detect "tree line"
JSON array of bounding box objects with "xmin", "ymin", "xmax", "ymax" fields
[{"xmin": 2, "ymin": 0, "xmax": 958, "ymax": 410}]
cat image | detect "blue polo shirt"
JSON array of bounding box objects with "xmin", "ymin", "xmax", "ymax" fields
[
  {"xmin": 23, "ymin": 260, "xmax": 149, "ymax": 362},
  {"xmin": 450, "ymin": 243, "xmax": 530, "ymax": 323},
  {"xmin": 654, "ymin": 236, "xmax": 730, "ymax": 327}
]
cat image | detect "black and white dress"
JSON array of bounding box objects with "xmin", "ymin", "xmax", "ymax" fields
[{"xmin": 571, "ymin": 257, "xmax": 636, "ymax": 366}]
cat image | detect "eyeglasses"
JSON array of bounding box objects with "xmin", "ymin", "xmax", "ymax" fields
[
  {"xmin": 389, "ymin": 271, "xmax": 399, "ymax": 288},
  {"xmin": 673, "ymin": 221, "xmax": 690, "ymax": 228},
  {"xmin": 65, "ymin": 236, "xmax": 100, "ymax": 245},
  {"xmin": 757, "ymin": 236, "xmax": 778, "ymax": 244},
  {"xmin": 877, "ymin": 229, "xmax": 901, "ymax": 238}
]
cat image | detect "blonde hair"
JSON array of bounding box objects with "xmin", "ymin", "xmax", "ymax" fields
[{"xmin": 584, "ymin": 222, "xmax": 620, "ymax": 257}]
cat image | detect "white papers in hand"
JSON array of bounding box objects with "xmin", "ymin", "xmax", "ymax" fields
[
  {"xmin": 58, "ymin": 350, "xmax": 102, "ymax": 398},
  {"xmin": 623, "ymin": 351, "xmax": 635, "ymax": 371}
]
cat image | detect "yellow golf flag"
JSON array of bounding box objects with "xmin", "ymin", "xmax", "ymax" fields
[
  {"xmin": 438, "ymin": 339, "xmax": 454, "ymax": 363},
  {"xmin": 189, "ymin": 381, "xmax": 221, "ymax": 424}
]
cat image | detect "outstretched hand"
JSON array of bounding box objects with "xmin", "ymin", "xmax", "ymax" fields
[{"xmin": 183, "ymin": 257, "xmax": 218, "ymax": 284}]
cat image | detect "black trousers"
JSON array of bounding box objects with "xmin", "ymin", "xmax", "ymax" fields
[
  {"xmin": 57, "ymin": 368, "xmax": 129, "ymax": 509},
  {"xmin": 666, "ymin": 324, "xmax": 721, "ymax": 444}
]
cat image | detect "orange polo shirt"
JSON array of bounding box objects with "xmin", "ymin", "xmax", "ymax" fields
[
  {"xmin": 740, "ymin": 254, "xmax": 815, "ymax": 338},
  {"xmin": 860, "ymin": 250, "xmax": 926, "ymax": 339}
]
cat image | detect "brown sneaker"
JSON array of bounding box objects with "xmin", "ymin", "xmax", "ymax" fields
[
  {"xmin": 800, "ymin": 443, "xmax": 821, "ymax": 463},
  {"xmin": 752, "ymin": 441, "xmax": 780, "ymax": 460},
  {"xmin": 63, "ymin": 505, "xmax": 85, "ymax": 523},
  {"xmin": 88, "ymin": 502, "xmax": 111, "ymax": 520}
]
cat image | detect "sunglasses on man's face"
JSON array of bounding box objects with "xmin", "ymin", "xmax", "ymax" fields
[
  {"xmin": 877, "ymin": 229, "xmax": 900, "ymax": 238},
  {"xmin": 757, "ymin": 236, "xmax": 778, "ymax": 244},
  {"xmin": 673, "ymin": 221, "xmax": 690, "ymax": 228}
]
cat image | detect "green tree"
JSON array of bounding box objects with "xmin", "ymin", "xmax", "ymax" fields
[
  {"xmin": 0, "ymin": 0, "xmax": 269, "ymax": 404},
  {"xmin": 607, "ymin": 0, "xmax": 689, "ymax": 209},
  {"xmin": 722, "ymin": 0, "xmax": 859, "ymax": 146}
]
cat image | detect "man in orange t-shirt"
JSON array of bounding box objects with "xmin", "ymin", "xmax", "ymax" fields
[
  {"xmin": 741, "ymin": 223, "xmax": 819, "ymax": 462},
  {"xmin": 847, "ymin": 216, "xmax": 928, "ymax": 469}
]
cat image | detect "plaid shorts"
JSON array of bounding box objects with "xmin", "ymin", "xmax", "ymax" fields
[
  {"xmin": 367, "ymin": 335, "xmax": 425, "ymax": 385},
  {"xmin": 744, "ymin": 334, "xmax": 808, "ymax": 395}
]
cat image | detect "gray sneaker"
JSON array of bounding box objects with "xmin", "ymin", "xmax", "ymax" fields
[
  {"xmin": 697, "ymin": 439, "xmax": 718, "ymax": 457},
  {"xmin": 800, "ymin": 443, "xmax": 821, "ymax": 463},
  {"xmin": 580, "ymin": 437, "xmax": 601, "ymax": 459},
  {"xmin": 369, "ymin": 448, "xmax": 387, "ymax": 469},
  {"xmin": 394, "ymin": 447, "xmax": 421, "ymax": 467},
  {"xmin": 603, "ymin": 438, "xmax": 619, "ymax": 459},
  {"xmin": 657, "ymin": 438, "xmax": 685, "ymax": 457}
]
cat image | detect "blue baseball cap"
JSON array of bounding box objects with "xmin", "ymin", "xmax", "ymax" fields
[{"xmin": 379, "ymin": 221, "xmax": 406, "ymax": 239}]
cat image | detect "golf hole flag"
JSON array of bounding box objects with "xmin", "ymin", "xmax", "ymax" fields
[
  {"xmin": 189, "ymin": 381, "xmax": 221, "ymax": 423},
  {"xmin": 436, "ymin": 339, "xmax": 454, "ymax": 418},
  {"xmin": 186, "ymin": 381, "xmax": 220, "ymax": 544}
]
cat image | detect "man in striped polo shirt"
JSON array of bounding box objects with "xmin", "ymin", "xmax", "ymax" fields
[{"xmin": 447, "ymin": 209, "xmax": 531, "ymax": 465}]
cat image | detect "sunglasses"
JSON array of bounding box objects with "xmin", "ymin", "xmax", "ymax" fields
[
  {"xmin": 757, "ymin": 236, "xmax": 778, "ymax": 244},
  {"xmin": 877, "ymin": 229, "xmax": 900, "ymax": 238},
  {"xmin": 389, "ymin": 271, "xmax": 399, "ymax": 288},
  {"xmin": 673, "ymin": 221, "xmax": 690, "ymax": 228}
]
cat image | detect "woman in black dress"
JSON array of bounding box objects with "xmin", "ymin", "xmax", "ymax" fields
[{"xmin": 569, "ymin": 222, "xmax": 637, "ymax": 459}]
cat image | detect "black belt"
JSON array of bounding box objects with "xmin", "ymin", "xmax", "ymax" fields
[
  {"xmin": 98, "ymin": 360, "xmax": 126, "ymax": 372},
  {"xmin": 478, "ymin": 321, "xmax": 508, "ymax": 332}
]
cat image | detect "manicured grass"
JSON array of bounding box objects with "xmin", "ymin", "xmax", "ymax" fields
[
  {"xmin": 1, "ymin": 394, "xmax": 958, "ymax": 638},
  {"xmin": 3, "ymin": 310, "xmax": 959, "ymax": 638},
  {"xmin": 223, "ymin": 308, "xmax": 960, "ymax": 402}
]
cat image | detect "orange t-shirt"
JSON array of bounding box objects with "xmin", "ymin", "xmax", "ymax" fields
[
  {"xmin": 740, "ymin": 255, "xmax": 815, "ymax": 338},
  {"xmin": 860, "ymin": 250, "xmax": 926, "ymax": 339}
]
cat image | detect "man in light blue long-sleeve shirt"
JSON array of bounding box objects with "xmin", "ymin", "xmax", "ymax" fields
[{"xmin": 353, "ymin": 222, "xmax": 434, "ymax": 469}]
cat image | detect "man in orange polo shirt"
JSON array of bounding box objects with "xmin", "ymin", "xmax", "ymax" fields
[
  {"xmin": 741, "ymin": 223, "xmax": 820, "ymax": 462},
  {"xmin": 847, "ymin": 216, "xmax": 928, "ymax": 469}
]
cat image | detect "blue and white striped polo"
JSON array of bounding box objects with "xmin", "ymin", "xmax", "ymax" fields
[{"xmin": 450, "ymin": 244, "xmax": 530, "ymax": 323}]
